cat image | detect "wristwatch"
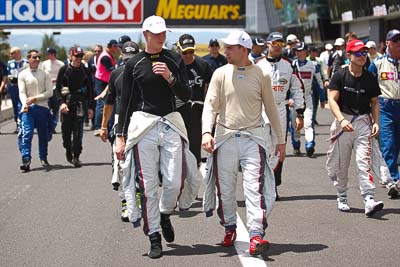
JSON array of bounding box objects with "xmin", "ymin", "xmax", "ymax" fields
[{"xmin": 167, "ymin": 72, "xmax": 175, "ymax": 84}]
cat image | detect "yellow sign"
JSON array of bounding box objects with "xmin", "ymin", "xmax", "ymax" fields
[{"xmin": 156, "ymin": 0, "xmax": 241, "ymax": 20}]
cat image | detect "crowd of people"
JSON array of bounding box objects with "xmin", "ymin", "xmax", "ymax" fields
[{"xmin": 1, "ymin": 15, "xmax": 399, "ymax": 259}]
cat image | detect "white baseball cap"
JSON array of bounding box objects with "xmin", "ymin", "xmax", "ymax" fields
[
  {"xmin": 220, "ymin": 31, "xmax": 252, "ymax": 49},
  {"xmin": 142, "ymin": 15, "xmax": 168, "ymax": 34},
  {"xmin": 286, "ymin": 34, "xmax": 299, "ymax": 44},
  {"xmin": 334, "ymin": 38, "xmax": 345, "ymax": 46},
  {"xmin": 366, "ymin": 41, "xmax": 377, "ymax": 48},
  {"xmin": 325, "ymin": 43, "xmax": 333, "ymax": 50}
]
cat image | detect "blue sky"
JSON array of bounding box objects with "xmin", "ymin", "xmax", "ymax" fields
[{"xmin": 6, "ymin": 28, "xmax": 241, "ymax": 51}]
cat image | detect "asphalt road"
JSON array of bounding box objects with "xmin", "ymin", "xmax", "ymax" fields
[{"xmin": 0, "ymin": 108, "xmax": 399, "ymax": 267}]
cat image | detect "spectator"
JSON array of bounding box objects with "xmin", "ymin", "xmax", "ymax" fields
[
  {"xmin": 93, "ymin": 39, "xmax": 119, "ymax": 135},
  {"xmin": 40, "ymin": 48, "xmax": 64, "ymax": 133},
  {"xmin": 7, "ymin": 47, "xmax": 28, "ymax": 133},
  {"xmin": 202, "ymin": 38, "xmax": 227, "ymax": 73}
]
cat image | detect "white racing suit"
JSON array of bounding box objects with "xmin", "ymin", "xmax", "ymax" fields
[
  {"xmin": 121, "ymin": 111, "xmax": 201, "ymax": 235},
  {"xmin": 257, "ymin": 57, "xmax": 305, "ymax": 185},
  {"xmin": 203, "ymin": 126, "xmax": 276, "ymax": 238},
  {"xmin": 290, "ymin": 59, "xmax": 325, "ymax": 153},
  {"xmin": 326, "ymin": 114, "xmax": 377, "ymax": 199},
  {"xmin": 371, "ymin": 138, "xmax": 392, "ymax": 185}
]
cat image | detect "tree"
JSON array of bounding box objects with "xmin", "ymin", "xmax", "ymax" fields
[
  {"xmin": 0, "ymin": 29, "xmax": 10, "ymax": 63},
  {"xmin": 40, "ymin": 33, "xmax": 67, "ymax": 61}
]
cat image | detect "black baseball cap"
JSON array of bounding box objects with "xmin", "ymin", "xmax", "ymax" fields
[
  {"xmin": 46, "ymin": 47, "xmax": 56, "ymax": 54},
  {"xmin": 107, "ymin": 39, "xmax": 118, "ymax": 47},
  {"xmin": 209, "ymin": 38, "xmax": 219, "ymax": 46},
  {"xmin": 177, "ymin": 34, "xmax": 195, "ymax": 51},
  {"xmin": 72, "ymin": 47, "xmax": 84, "ymax": 57},
  {"xmin": 295, "ymin": 42, "xmax": 308, "ymax": 51},
  {"xmin": 122, "ymin": 41, "xmax": 139, "ymax": 59},
  {"xmin": 118, "ymin": 35, "xmax": 131, "ymax": 47}
]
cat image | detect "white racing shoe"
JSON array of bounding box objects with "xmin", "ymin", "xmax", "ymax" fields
[
  {"xmin": 364, "ymin": 197, "xmax": 384, "ymax": 217},
  {"xmin": 337, "ymin": 198, "xmax": 350, "ymax": 212}
]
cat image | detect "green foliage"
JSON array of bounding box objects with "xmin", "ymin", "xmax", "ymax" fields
[
  {"xmin": 0, "ymin": 29, "xmax": 10, "ymax": 63},
  {"xmin": 40, "ymin": 33, "xmax": 67, "ymax": 62}
]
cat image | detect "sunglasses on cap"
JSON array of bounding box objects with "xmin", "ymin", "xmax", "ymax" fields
[
  {"xmin": 182, "ymin": 50, "xmax": 194, "ymax": 55},
  {"xmin": 351, "ymin": 51, "xmax": 368, "ymax": 57},
  {"xmin": 271, "ymin": 40, "xmax": 285, "ymax": 47},
  {"xmin": 31, "ymin": 55, "xmax": 41, "ymax": 60}
]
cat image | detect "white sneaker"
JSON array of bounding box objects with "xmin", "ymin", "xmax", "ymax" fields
[
  {"xmin": 337, "ymin": 198, "xmax": 350, "ymax": 212},
  {"xmin": 386, "ymin": 182, "xmax": 399, "ymax": 198},
  {"xmin": 364, "ymin": 198, "xmax": 384, "ymax": 217}
]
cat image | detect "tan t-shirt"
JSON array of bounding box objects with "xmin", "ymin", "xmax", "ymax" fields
[{"xmin": 202, "ymin": 63, "xmax": 285, "ymax": 144}]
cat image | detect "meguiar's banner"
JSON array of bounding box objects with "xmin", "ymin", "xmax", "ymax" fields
[{"xmin": 0, "ymin": 0, "xmax": 245, "ymax": 28}]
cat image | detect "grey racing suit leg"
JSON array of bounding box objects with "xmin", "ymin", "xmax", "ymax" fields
[
  {"xmin": 216, "ymin": 133, "xmax": 268, "ymax": 237},
  {"xmin": 327, "ymin": 115, "xmax": 376, "ymax": 199},
  {"xmin": 134, "ymin": 121, "xmax": 184, "ymax": 236}
]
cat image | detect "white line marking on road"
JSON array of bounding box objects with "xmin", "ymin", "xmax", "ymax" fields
[{"xmin": 235, "ymin": 213, "xmax": 268, "ymax": 267}]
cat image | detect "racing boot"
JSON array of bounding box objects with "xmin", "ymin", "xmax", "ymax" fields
[
  {"xmin": 364, "ymin": 197, "xmax": 384, "ymax": 217},
  {"xmin": 148, "ymin": 232, "xmax": 162, "ymax": 259},
  {"xmin": 73, "ymin": 157, "xmax": 82, "ymax": 168},
  {"xmin": 386, "ymin": 182, "xmax": 399, "ymax": 198},
  {"xmin": 20, "ymin": 158, "xmax": 31, "ymax": 172},
  {"xmin": 120, "ymin": 200, "xmax": 129, "ymax": 222},
  {"xmin": 306, "ymin": 147, "xmax": 315, "ymax": 157},
  {"xmin": 222, "ymin": 229, "xmax": 237, "ymax": 247},
  {"xmin": 249, "ymin": 236, "xmax": 270, "ymax": 256},
  {"xmin": 66, "ymin": 149, "xmax": 73, "ymax": 163},
  {"xmin": 160, "ymin": 213, "xmax": 174, "ymax": 243}
]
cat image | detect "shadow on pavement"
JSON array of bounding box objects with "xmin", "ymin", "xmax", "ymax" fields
[
  {"xmin": 28, "ymin": 162, "xmax": 111, "ymax": 172},
  {"xmin": 163, "ymin": 243, "xmax": 237, "ymax": 257},
  {"xmin": 278, "ymin": 194, "xmax": 337, "ymax": 201},
  {"xmin": 286, "ymin": 152, "xmax": 326, "ymax": 158},
  {"xmin": 263, "ymin": 242, "xmax": 328, "ymax": 261}
]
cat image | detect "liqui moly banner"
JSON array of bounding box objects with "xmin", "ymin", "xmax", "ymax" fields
[
  {"xmin": 0, "ymin": 0, "xmax": 245, "ymax": 28},
  {"xmin": 0, "ymin": 0, "xmax": 143, "ymax": 26}
]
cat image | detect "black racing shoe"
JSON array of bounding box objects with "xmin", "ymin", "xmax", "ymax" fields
[
  {"xmin": 148, "ymin": 232, "xmax": 162, "ymax": 259},
  {"xmin": 66, "ymin": 150, "xmax": 73, "ymax": 163},
  {"xmin": 160, "ymin": 213, "xmax": 175, "ymax": 243},
  {"xmin": 306, "ymin": 147, "xmax": 315, "ymax": 157},
  {"xmin": 40, "ymin": 159, "xmax": 50, "ymax": 167},
  {"xmin": 20, "ymin": 158, "xmax": 31, "ymax": 172},
  {"xmin": 73, "ymin": 157, "xmax": 82, "ymax": 168}
]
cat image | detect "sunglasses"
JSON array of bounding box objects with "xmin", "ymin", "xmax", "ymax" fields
[
  {"xmin": 352, "ymin": 51, "xmax": 368, "ymax": 57},
  {"xmin": 182, "ymin": 50, "xmax": 194, "ymax": 55},
  {"xmin": 391, "ymin": 38, "xmax": 400, "ymax": 43},
  {"xmin": 31, "ymin": 55, "xmax": 41, "ymax": 60},
  {"xmin": 271, "ymin": 41, "xmax": 285, "ymax": 47},
  {"xmin": 95, "ymin": 50, "xmax": 102, "ymax": 53}
]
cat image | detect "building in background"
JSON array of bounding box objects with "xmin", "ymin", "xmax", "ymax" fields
[
  {"xmin": 328, "ymin": 0, "xmax": 400, "ymax": 43},
  {"xmin": 246, "ymin": 0, "xmax": 340, "ymax": 44}
]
